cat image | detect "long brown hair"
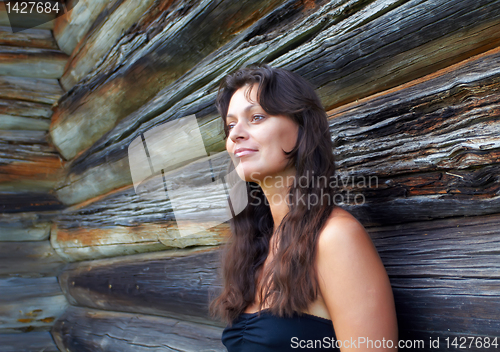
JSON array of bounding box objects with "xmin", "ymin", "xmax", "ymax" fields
[{"xmin": 209, "ymin": 64, "xmax": 336, "ymax": 325}]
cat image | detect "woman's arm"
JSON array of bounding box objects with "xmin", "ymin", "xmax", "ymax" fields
[{"xmin": 316, "ymin": 212, "xmax": 398, "ymax": 351}]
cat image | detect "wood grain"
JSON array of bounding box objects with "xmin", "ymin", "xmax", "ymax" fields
[
  {"xmin": 58, "ymin": 247, "xmax": 222, "ymax": 325},
  {"xmin": 51, "ymin": 151, "xmax": 233, "ymax": 260},
  {"xmin": 0, "ymin": 76, "xmax": 63, "ymax": 104},
  {"xmin": 59, "ymin": 0, "xmax": 156, "ymax": 89},
  {"xmin": 0, "ymin": 45, "xmax": 68, "ymax": 79},
  {"xmin": 0, "ymin": 98, "xmax": 53, "ymax": 130},
  {"xmin": 0, "ymin": 26, "xmax": 58, "ymax": 49},
  {"xmin": 0, "ymin": 131, "xmax": 64, "ymax": 193},
  {"xmin": 0, "ymin": 277, "xmax": 68, "ymax": 333},
  {"xmin": 0, "ymin": 241, "xmax": 67, "ymax": 278},
  {"xmin": 0, "ymin": 98, "xmax": 53, "ymax": 119},
  {"xmin": 51, "ymin": 0, "xmax": 500, "ymax": 162},
  {"xmin": 53, "ymin": 0, "xmax": 113, "ymax": 55},
  {"xmin": 51, "ymin": 221, "xmax": 229, "ymax": 262},
  {"xmin": 0, "ymin": 331, "xmax": 59, "ymax": 351},
  {"xmin": 0, "ymin": 193, "xmax": 65, "ymax": 213},
  {"xmin": 51, "ymin": 305, "xmax": 226, "ymax": 352},
  {"xmin": 0, "ymin": 212, "xmax": 51, "ymax": 241}
]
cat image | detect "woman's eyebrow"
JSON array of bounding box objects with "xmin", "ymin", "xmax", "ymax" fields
[{"xmin": 227, "ymin": 104, "xmax": 259, "ymax": 118}]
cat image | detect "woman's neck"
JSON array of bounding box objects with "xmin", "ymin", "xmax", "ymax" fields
[{"xmin": 258, "ymin": 167, "xmax": 296, "ymax": 234}]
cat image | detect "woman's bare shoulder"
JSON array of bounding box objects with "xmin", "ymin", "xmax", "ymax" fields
[
  {"xmin": 326, "ymin": 206, "xmax": 360, "ymax": 223},
  {"xmin": 315, "ymin": 207, "xmax": 398, "ymax": 348},
  {"xmin": 318, "ymin": 207, "xmax": 368, "ymax": 246},
  {"xmin": 316, "ymin": 206, "xmax": 381, "ymax": 279}
]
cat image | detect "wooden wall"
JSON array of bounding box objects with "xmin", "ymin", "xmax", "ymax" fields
[
  {"xmin": 1, "ymin": 0, "xmax": 499, "ymax": 351},
  {"xmin": 0, "ymin": 1, "xmax": 68, "ymax": 351}
]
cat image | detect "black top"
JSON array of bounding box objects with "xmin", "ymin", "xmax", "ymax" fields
[{"xmin": 222, "ymin": 309, "xmax": 339, "ymax": 351}]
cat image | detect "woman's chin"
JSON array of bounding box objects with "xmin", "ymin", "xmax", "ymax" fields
[
  {"xmin": 237, "ymin": 171, "xmax": 254, "ymax": 183},
  {"xmin": 235, "ymin": 166, "xmax": 260, "ymax": 183}
]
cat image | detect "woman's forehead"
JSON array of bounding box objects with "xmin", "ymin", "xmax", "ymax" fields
[{"xmin": 228, "ymin": 85, "xmax": 261, "ymax": 110}]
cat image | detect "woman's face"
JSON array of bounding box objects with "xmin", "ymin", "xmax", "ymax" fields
[{"xmin": 225, "ymin": 83, "xmax": 299, "ymax": 184}]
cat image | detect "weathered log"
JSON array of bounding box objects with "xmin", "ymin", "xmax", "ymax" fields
[
  {"xmin": 0, "ymin": 115, "xmax": 50, "ymax": 130},
  {"xmin": 0, "ymin": 131, "xmax": 64, "ymax": 193},
  {"xmin": 51, "ymin": 305, "xmax": 226, "ymax": 352},
  {"xmin": 0, "ymin": 276, "xmax": 63, "ymax": 304},
  {"xmin": 53, "ymin": 0, "xmax": 114, "ymax": 55},
  {"xmin": 370, "ymin": 213, "xmax": 500, "ymax": 279},
  {"xmin": 327, "ymin": 56, "xmax": 500, "ymax": 178},
  {"xmin": 0, "ymin": 192, "xmax": 65, "ymax": 213},
  {"xmin": 48, "ymin": 159, "xmax": 498, "ymax": 260},
  {"xmin": 0, "ymin": 76, "xmax": 63, "ymax": 104},
  {"xmin": 0, "ymin": 45, "xmax": 68, "ymax": 79},
  {"xmin": 61, "ymin": 0, "xmax": 311, "ymax": 92},
  {"xmin": 0, "ymin": 2, "xmax": 56, "ymax": 30},
  {"xmin": 347, "ymin": 194, "xmax": 500, "ymax": 228},
  {"xmin": 0, "ymin": 331, "xmax": 59, "ymax": 351},
  {"xmin": 0, "ymin": 98, "xmax": 53, "ymax": 130},
  {"xmin": 0, "ymin": 99, "xmax": 52, "ymax": 131},
  {"xmin": 0, "ymin": 277, "xmax": 68, "ymax": 333},
  {"xmin": 209, "ymin": 156, "xmax": 500, "ymax": 228},
  {"xmin": 0, "ymin": 98, "xmax": 53, "ymax": 119},
  {"xmin": 0, "ymin": 241, "xmax": 66, "ymax": 278},
  {"xmin": 0, "ymin": 212, "xmax": 51, "ymax": 241},
  {"xmin": 58, "ymin": 247, "xmax": 222, "ymax": 325},
  {"xmin": 393, "ymin": 278, "xmax": 500, "ymax": 336},
  {"xmin": 50, "ymin": 0, "xmax": 313, "ymax": 159},
  {"xmin": 51, "ymin": 221, "xmax": 228, "ymax": 262},
  {"xmin": 58, "ymin": 0, "xmax": 156, "ymax": 89},
  {"xmin": 0, "ymin": 25, "xmax": 58, "ymax": 49},
  {"xmin": 285, "ymin": 0, "xmax": 500, "ymax": 110},
  {"xmin": 377, "ymin": 216, "xmax": 500, "ymax": 342},
  {"xmin": 51, "ymin": 151, "xmax": 234, "ymax": 261},
  {"xmin": 57, "ymin": 213, "xmax": 500, "ymax": 337}
]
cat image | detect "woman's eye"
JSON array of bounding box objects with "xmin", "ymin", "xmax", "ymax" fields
[
  {"xmin": 227, "ymin": 115, "xmax": 264, "ymax": 131},
  {"xmin": 252, "ymin": 115, "xmax": 265, "ymax": 122}
]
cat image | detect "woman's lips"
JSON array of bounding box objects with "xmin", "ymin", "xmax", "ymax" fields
[{"xmin": 234, "ymin": 148, "xmax": 258, "ymax": 158}]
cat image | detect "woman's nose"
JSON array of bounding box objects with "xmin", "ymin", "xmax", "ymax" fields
[{"xmin": 228, "ymin": 121, "xmax": 249, "ymax": 142}]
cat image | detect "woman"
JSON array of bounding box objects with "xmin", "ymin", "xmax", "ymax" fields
[{"xmin": 209, "ymin": 64, "xmax": 398, "ymax": 351}]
